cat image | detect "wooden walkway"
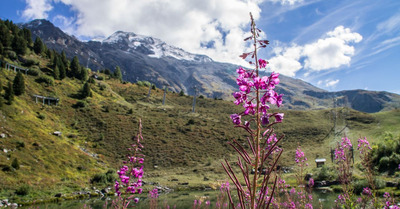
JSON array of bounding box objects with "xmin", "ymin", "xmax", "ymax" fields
[
  {"xmin": 0, "ymin": 60, "xmax": 29, "ymax": 74},
  {"xmin": 33, "ymin": 95, "xmax": 60, "ymax": 106}
]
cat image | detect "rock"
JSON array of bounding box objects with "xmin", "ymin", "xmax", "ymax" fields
[
  {"xmin": 101, "ymin": 187, "xmax": 112, "ymax": 194},
  {"xmin": 10, "ymin": 203, "xmax": 18, "ymax": 208},
  {"xmin": 53, "ymin": 131, "xmax": 62, "ymax": 136},
  {"xmin": 0, "ymin": 133, "xmax": 6, "ymax": 138}
]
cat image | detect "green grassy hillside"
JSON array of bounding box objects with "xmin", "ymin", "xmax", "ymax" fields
[{"xmin": 1, "ymin": 52, "xmax": 399, "ymax": 202}]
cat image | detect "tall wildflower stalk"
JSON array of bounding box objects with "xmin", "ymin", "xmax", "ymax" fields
[
  {"xmin": 222, "ymin": 13, "xmax": 285, "ymax": 209},
  {"xmin": 112, "ymin": 119, "xmax": 145, "ymax": 209},
  {"xmin": 334, "ymin": 137, "xmax": 354, "ymax": 208}
]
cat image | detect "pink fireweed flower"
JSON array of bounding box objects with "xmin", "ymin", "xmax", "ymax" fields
[
  {"xmin": 237, "ymin": 67, "xmax": 246, "ymax": 75},
  {"xmin": 258, "ymin": 59, "xmax": 268, "ymax": 68},
  {"xmin": 295, "ymin": 147, "xmax": 307, "ymax": 164},
  {"xmin": 305, "ymin": 203, "xmax": 313, "ymax": 209},
  {"xmin": 261, "ymin": 114, "xmax": 270, "ymax": 126},
  {"xmin": 138, "ymin": 158, "xmax": 144, "ymax": 164},
  {"xmin": 243, "ymin": 101, "xmax": 256, "ymax": 115},
  {"xmin": 362, "ymin": 187, "xmax": 372, "ymax": 196},
  {"xmin": 232, "ymin": 92, "xmax": 246, "ymax": 105},
  {"xmin": 309, "ymin": 178, "xmax": 314, "ymax": 187},
  {"xmin": 254, "ymin": 76, "xmax": 269, "ymax": 90},
  {"xmin": 133, "ymin": 198, "xmax": 139, "ymax": 203},
  {"xmin": 357, "ymin": 137, "xmax": 371, "ymax": 154},
  {"xmin": 268, "ymin": 72, "xmax": 280, "ymax": 89},
  {"xmin": 274, "ymin": 113, "xmax": 284, "ymax": 123},
  {"xmin": 230, "ymin": 114, "xmax": 241, "ymax": 125},
  {"xmin": 259, "ymin": 103, "xmax": 270, "ymax": 115}
]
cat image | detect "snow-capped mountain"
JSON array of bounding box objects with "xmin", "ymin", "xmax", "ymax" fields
[
  {"xmin": 102, "ymin": 31, "xmax": 212, "ymax": 62},
  {"xmin": 22, "ymin": 19, "xmax": 400, "ymax": 112}
]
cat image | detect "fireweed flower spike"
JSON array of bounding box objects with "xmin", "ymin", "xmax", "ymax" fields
[
  {"xmin": 222, "ymin": 13, "xmax": 285, "ymax": 209},
  {"xmin": 113, "ymin": 119, "xmax": 145, "ymax": 209}
]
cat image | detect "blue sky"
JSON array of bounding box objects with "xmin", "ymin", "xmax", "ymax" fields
[{"xmin": 1, "ymin": 0, "xmax": 399, "ymax": 94}]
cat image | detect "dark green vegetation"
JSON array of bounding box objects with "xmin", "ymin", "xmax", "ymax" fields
[{"xmin": 0, "ymin": 19, "xmax": 399, "ymax": 203}]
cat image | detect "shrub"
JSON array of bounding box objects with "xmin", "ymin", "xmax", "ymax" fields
[
  {"xmin": 27, "ymin": 67, "xmax": 40, "ymax": 76},
  {"xmin": 22, "ymin": 59, "xmax": 39, "ymax": 67},
  {"xmin": 137, "ymin": 81, "xmax": 151, "ymax": 87},
  {"xmin": 99, "ymin": 84, "xmax": 106, "ymax": 91},
  {"xmin": 127, "ymin": 108, "xmax": 133, "ymax": 114},
  {"xmin": 90, "ymin": 170, "xmax": 116, "ymax": 184},
  {"xmin": 11, "ymin": 158, "xmax": 19, "ymax": 169},
  {"xmin": 35, "ymin": 75, "xmax": 54, "ymax": 86},
  {"xmin": 73, "ymin": 100, "xmax": 87, "ymax": 108},
  {"xmin": 16, "ymin": 141, "xmax": 25, "ymax": 149},
  {"xmin": 7, "ymin": 51, "xmax": 17, "ymax": 60},
  {"xmin": 179, "ymin": 90, "xmax": 185, "ymax": 96},
  {"xmin": 15, "ymin": 184, "xmax": 30, "ymax": 196},
  {"xmin": 199, "ymin": 95, "xmax": 204, "ymax": 99},
  {"xmin": 187, "ymin": 119, "xmax": 195, "ymax": 125},
  {"xmin": 1, "ymin": 165, "xmax": 12, "ymax": 172},
  {"xmin": 37, "ymin": 113, "xmax": 46, "ymax": 120},
  {"xmin": 314, "ymin": 165, "xmax": 337, "ymax": 181}
]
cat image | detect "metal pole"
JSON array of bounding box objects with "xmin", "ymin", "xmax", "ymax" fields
[
  {"xmin": 147, "ymin": 83, "xmax": 152, "ymax": 98},
  {"xmin": 192, "ymin": 86, "xmax": 197, "ymax": 113},
  {"xmin": 162, "ymin": 86, "xmax": 167, "ymax": 105}
]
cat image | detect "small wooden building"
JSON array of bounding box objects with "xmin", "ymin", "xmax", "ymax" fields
[{"xmin": 315, "ymin": 158, "xmax": 326, "ymax": 167}]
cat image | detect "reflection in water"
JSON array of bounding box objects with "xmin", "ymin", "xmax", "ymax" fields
[{"xmin": 20, "ymin": 190, "xmax": 339, "ymax": 209}]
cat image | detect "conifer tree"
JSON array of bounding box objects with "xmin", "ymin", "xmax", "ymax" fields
[
  {"xmin": 13, "ymin": 71, "xmax": 25, "ymax": 96},
  {"xmin": 59, "ymin": 61, "xmax": 66, "ymax": 80},
  {"xmin": 5, "ymin": 81, "xmax": 14, "ymax": 104},
  {"xmin": 23, "ymin": 28, "xmax": 32, "ymax": 46},
  {"xmin": 70, "ymin": 56, "xmax": 80, "ymax": 78},
  {"xmin": 53, "ymin": 65, "xmax": 60, "ymax": 80},
  {"xmin": 33, "ymin": 37, "xmax": 44, "ymax": 54},
  {"xmin": 80, "ymin": 66, "xmax": 88, "ymax": 81},
  {"xmin": 12, "ymin": 35, "xmax": 27, "ymax": 55},
  {"xmin": 61, "ymin": 50, "xmax": 68, "ymax": 68},
  {"xmin": 81, "ymin": 82, "xmax": 92, "ymax": 98},
  {"xmin": 114, "ymin": 66, "xmax": 123, "ymax": 81},
  {"xmin": 0, "ymin": 94, "xmax": 3, "ymax": 108},
  {"xmin": 0, "ymin": 43, "xmax": 3, "ymax": 56},
  {"xmin": 0, "ymin": 23, "xmax": 11, "ymax": 48},
  {"xmin": 0, "ymin": 80, "xmax": 3, "ymax": 108}
]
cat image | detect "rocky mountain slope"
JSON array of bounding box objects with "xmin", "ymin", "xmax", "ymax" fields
[{"xmin": 23, "ymin": 19, "xmax": 400, "ymax": 113}]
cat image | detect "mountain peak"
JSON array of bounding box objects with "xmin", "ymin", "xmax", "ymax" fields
[
  {"xmin": 102, "ymin": 31, "xmax": 212, "ymax": 62},
  {"xmin": 25, "ymin": 19, "xmax": 54, "ymax": 28}
]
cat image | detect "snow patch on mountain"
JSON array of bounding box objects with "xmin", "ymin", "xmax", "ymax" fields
[{"xmin": 102, "ymin": 31, "xmax": 212, "ymax": 62}]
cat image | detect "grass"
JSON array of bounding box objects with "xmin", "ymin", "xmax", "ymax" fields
[{"xmin": 1, "ymin": 51, "xmax": 399, "ymax": 202}]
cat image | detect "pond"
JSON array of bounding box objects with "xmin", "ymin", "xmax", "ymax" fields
[{"xmin": 19, "ymin": 190, "xmax": 339, "ymax": 209}]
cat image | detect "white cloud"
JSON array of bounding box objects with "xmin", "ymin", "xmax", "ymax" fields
[
  {"xmin": 43, "ymin": 0, "xmax": 268, "ymax": 65},
  {"xmin": 318, "ymin": 79, "xmax": 339, "ymax": 88},
  {"xmin": 22, "ymin": 0, "xmax": 53, "ymax": 20},
  {"xmin": 303, "ymin": 26, "xmax": 362, "ymax": 71},
  {"xmin": 268, "ymin": 45, "xmax": 302, "ymax": 76},
  {"xmin": 268, "ymin": 26, "xmax": 362, "ymax": 76},
  {"xmin": 268, "ymin": 0, "xmax": 304, "ymax": 5}
]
